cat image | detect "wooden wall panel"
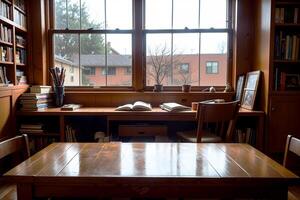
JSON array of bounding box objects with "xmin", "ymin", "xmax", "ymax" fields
[
  {"xmin": 233, "ymin": 0, "xmax": 255, "ymax": 89},
  {"xmin": 253, "ymin": 0, "xmax": 272, "ymax": 112},
  {"xmin": 0, "ymin": 91, "xmax": 12, "ymax": 140}
]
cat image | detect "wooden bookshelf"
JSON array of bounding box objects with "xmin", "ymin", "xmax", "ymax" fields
[{"xmin": 0, "ymin": 0, "xmax": 27, "ymax": 86}]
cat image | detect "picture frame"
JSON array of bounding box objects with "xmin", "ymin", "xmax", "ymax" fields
[
  {"xmin": 285, "ymin": 74, "xmax": 300, "ymax": 90},
  {"xmin": 235, "ymin": 75, "xmax": 245, "ymax": 102},
  {"xmin": 241, "ymin": 70, "xmax": 261, "ymax": 110}
]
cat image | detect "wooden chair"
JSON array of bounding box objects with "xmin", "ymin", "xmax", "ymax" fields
[
  {"xmin": 283, "ymin": 135, "xmax": 300, "ymax": 200},
  {"xmin": 177, "ymin": 100, "xmax": 239, "ymax": 143},
  {"xmin": 0, "ymin": 134, "xmax": 30, "ymax": 200}
]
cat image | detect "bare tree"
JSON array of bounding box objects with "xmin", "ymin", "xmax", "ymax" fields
[
  {"xmin": 175, "ymin": 63, "xmax": 191, "ymax": 85},
  {"xmin": 147, "ymin": 44, "xmax": 172, "ymax": 85}
]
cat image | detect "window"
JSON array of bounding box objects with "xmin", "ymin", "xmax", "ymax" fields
[
  {"xmin": 70, "ymin": 76, "xmax": 74, "ymax": 82},
  {"xmin": 83, "ymin": 66, "xmax": 96, "ymax": 75},
  {"xmin": 51, "ymin": 0, "xmax": 231, "ymax": 89},
  {"xmin": 180, "ymin": 64, "xmax": 189, "ymax": 74},
  {"xmin": 102, "ymin": 67, "xmax": 116, "ymax": 76},
  {"xmin": 206, "ymin": 61, "xmax": 219, "ymax": 74}
]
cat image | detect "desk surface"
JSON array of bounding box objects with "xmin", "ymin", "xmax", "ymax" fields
[
  {"xmin": 17, "ymin": 107, "xmax": 264, "ymax": 117},
  {"xmin": 4, "ymin": 142, "xmax": 298, "ymax": 199}
]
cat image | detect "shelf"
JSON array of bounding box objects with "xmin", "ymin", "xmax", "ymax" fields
[
  {"xmin": 271, "ymin": 91, "xmax": 300, "ymax": 96},
  {"xmin": 0, "ymin": 15, "xmax": 27, "ymax": 32},
  {"xmin": 14, "ymin": 23, "xmax": 27, "ymax": 32},
  {"xmin": 16, "ymin": 44, "xmax": 25, "ymax": 48},
  {"xmin": 275, "ymin": 23, "xmax": 300, "ymax": 28},
  {"xmin": 0, "ymin": 60, "xmax": 13, "ymax": 64},
  {"xmin": 1, "ymin": 0, "xmax": 12, "ymax": 5},
  {"xmin": 25, "ymin": 133, "xmax": 60, "ymax": 137},
  {"xmin": 0, "ymin": 40, "xmax": 13, "ymax": 46},
  {"xmin": 276, "ymin": 1, "xmax": 300, "ymax": 5},
  {"xmin": 274, "ymin": 60, "xmax": 300, "ymax": 64},
  {"xmin": 16, "ymin": 63, "xmax": 26, "ymax": 66}
]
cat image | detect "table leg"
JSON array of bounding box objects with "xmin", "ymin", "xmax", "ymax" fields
[{"xmin": 17, "ymin": 184, "xmax": 32, "ymax": 200}]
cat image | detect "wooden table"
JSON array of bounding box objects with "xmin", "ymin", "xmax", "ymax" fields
[
  {"xmin": 4, "ymin": 142, "xmax": 298, "ymax": 199},
  {"xmin": 17, "ymin": 107, "xmax": 265, "ymax": 150}
]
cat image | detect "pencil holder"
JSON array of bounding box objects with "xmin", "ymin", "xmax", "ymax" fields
[{"xmin": 54, "ymin": 86, "xmax": 64, "ymax": 107}]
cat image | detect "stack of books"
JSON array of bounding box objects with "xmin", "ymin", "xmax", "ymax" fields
[
  {"xmin": 19, "ymin": 123, "xmax": 44, "ymax": 134},
  {"xmin": 160, "ymin": 102, "xmax": 190, "ymax": 112},
  {"xmin": 19, "ymin": 85, "xmax": 52, "ymax": 111}
]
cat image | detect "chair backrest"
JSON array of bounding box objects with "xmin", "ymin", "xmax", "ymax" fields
[
  {"xmin": 0, "ymin": 134, "xmax": 30, "ymax": 174},
  {"xmin": 196, "ymin": 100, "xmax": 239, "ymax": 143},
  {"xmin": 283, "ymin": 135, "xmax": 300, "ymax": 175}
]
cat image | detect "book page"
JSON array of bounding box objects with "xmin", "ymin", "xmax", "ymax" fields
[
  {"xmin": 132, "ymin": 101, "xmax": 152, "ymax": 111},
  {"xmin": 115, "ymin": 104, "xmax": 133, "ymax": 111}
]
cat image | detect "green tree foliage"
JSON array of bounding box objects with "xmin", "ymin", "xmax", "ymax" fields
[{"xmin": 54, "ymin": 0, "xmax": 106, "ymax": 59}]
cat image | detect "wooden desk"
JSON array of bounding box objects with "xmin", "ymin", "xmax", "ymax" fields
[
  {"xmin": 17, "ymin": 107, "xmax": 265, "ymax": 150},
  {"xmin": 4, "ymin": 142, "xmax": 298, "ymax": 199}
]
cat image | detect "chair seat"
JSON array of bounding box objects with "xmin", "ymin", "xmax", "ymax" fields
[
  {"xmin": 289, "ymin": 185, "xmax": 300, "ymax": 200},
  {"xmin": 0, "ymin": 184, "xmax": 17, "ymax": 200},
  {"xmin": 177, "ymin": 130, "xmax": 222, "ymax": 143}
]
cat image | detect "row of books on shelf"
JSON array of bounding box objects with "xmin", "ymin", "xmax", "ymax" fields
[
  {"xmin": 235, "ymin": 128, "xmax": 256, "ymax": 145},
  {"xmin": 65, "ymin": 125, "xmax": 77, "ymax": 142},
  {"xmin": 0, "ymin": 45, "xmax": 12, "ymax": 62},
  {"xmin": 275, "ymin": 7, "xmax": 300, "ymax": 24},
  {"xmin": 16, "ymin": 48, "xmax": 25, "ymax": 64},
  {"xmin": 274, "ymin": 69, "xmax": 300, "ymax": 91},
  {"xmin": 0, "ymin": 65, "xmax": 8, "ymax": 84},
  {"xmin": 0, "ymin": 1, "xmax": 11, "ymax": 19},
  {"xmin": 0, "ymin": 23, "xmax": 11, "ymax": 43},
  {"xmin": 14, "ymin": 9, "xmax": 26, "ymax": 27},
  {"xmin": 274, "ymin": 32, "xmax": 300, "ymax": 60}
]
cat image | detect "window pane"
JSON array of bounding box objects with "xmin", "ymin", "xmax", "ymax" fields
[
  {"xmin": 54, "ymin": 34, "xmax": 80, "ymax": 86},
  {"xmin": 173, "ymin": 0, "xmax": 199, "ymax": 29},
  {"xmin": 67, "ymin": 0, "xmax": 80, "ymax": 29},
  {"xmin": 106, "ymin": 34, "xmax": 132, "ymax": 86},
  {"xmin": 55, "ymin": 0, "xmax": 67, "ymax": 29},
  {"xmin": 81, "ymin": 0, "xmax": 105, "ymax": 30},
  {"xmin": 145, "ymin": 0, "xmax": 172, "ymax": 29},
  {"xmin": 173, "ymin": 33, "xmax": 199, "ymax": 86},
  {"xmin": 200, "ymin": 0, "xmax": 227, "ymax": 29},
  {"xmin": 106, "ymin": 0, "xmax": 132, "ymax": 29},
  {"xmin": 80, "ymin": 34, "xmax": 106, "ymax": 86},
  {"xmin": 146, "ymin": 34, "xmax": 172, "ymax": 86},
  {"xmin": 200, "ymin": 33, "xmax": 227, "ymax": 86}
]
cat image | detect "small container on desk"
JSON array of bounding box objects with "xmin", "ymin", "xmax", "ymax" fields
[{"xmin": 54, "ymin": 86, "xmax": 64, "ymax": 107}]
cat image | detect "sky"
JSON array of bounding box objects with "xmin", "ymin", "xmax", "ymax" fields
[{"xmin": 57, "ymin": 0, "xmax": 228, "ymax": 55}]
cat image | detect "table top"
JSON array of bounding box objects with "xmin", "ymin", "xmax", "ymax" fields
[
  {"xmin": 17, "ymin": 107, "xmax": 264, "ymax": 117},
  {"xmin": 4, "ymin": 142, "xmax": 297, "ymax": 184}
]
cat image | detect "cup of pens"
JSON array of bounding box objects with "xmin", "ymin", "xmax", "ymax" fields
[{"xmin": 49, "ymin": 67, "xmax": 66, "ymax": 107}]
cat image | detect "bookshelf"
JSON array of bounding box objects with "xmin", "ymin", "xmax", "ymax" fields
[
  {"xmin": 0, "ymin": 0, "xmax": 27, "ymax": 86},
  {"xmin": 273, "ymin": 1, "xmax": 300, "ymax": 92}
]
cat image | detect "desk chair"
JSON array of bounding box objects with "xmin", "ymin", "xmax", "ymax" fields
[
  {"xmin": 177, "ymin": 100, "xmax": 239, "ymax": 143},
  {"xmin": 283, "ymin": 135, "xmax": 300, "ymax": 200},
  {"xmin": 0, "ymin": 134, "xmax": 30, "ymax": 200}
]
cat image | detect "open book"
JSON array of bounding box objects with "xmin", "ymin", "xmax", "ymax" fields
[
  {"xmin": 61, "ymin": 104, "xmax": 82, "ymax": 111},
  {"xmin": 160, "ymin": 102, "xmax": 190, "ymax": 112},
  {"xmin": 115, "ymin": 101, "xmax": 152, "ymax": 111}
]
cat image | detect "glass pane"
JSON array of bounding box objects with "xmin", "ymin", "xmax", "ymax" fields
[
  {"xmin": 173, "ymin": 33, "xmax": 200, "ymax": 86},
  {"xmin": 173, "ymin": 0, "xmax": 199, "ymax": 29},
  {"xmin": 200, "ymin": 33, "xmax": 228, "ymax": 86},
  {"xmin": 80, "ymin": 34, "xmax": 106, "ymax": 86},
  {"xmin": 106, "ymin": 0, "xmax": 132, "ymax": 29},
  {"xmin": 67, "ymin": 0, "xmax": 80, "ymax": 29},
  {"xmin": 200, "ymin": 0, "xmax": 227, "ymax": 29},
  {"xmin": 106, "ymin": 34, "xmax": 132, "ymax": 86},
  {"xmin": 146, "ymin": 34, "xmax": 172, "ymax": 86},
  {"xmin": 81, "ymin": 0, "xmax": 105, "ymax": 29},
  {"xmin": 54, "ymin": 34, "xmax": 80, "ymax": 86},
  {"xmin": 145, "ymin": 0, "xmax": 172, "ymax": 29},
  {"xmin": 55, "ymin": 0, "xmax": 67, "ymax": 29}
]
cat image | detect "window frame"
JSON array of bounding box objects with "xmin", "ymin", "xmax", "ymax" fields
[{"xmin": 48, "ymin": 0, "xmax": 233, "ymax": 91}]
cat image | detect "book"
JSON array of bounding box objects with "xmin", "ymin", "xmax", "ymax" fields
[
  {"xmin": 30, "ymin": 85, "xmax": 51, "ymax": 94},
  {"xmin": 61, "ymin": 104, "xmax": 82, "ymax": 111},
  {"xmin": 115, "ymin": 101, "xmax": 152, "ymax": 111},
  {"xmin": 160, "ymin": 102, "xmax": 190, "ymax": 112}
]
